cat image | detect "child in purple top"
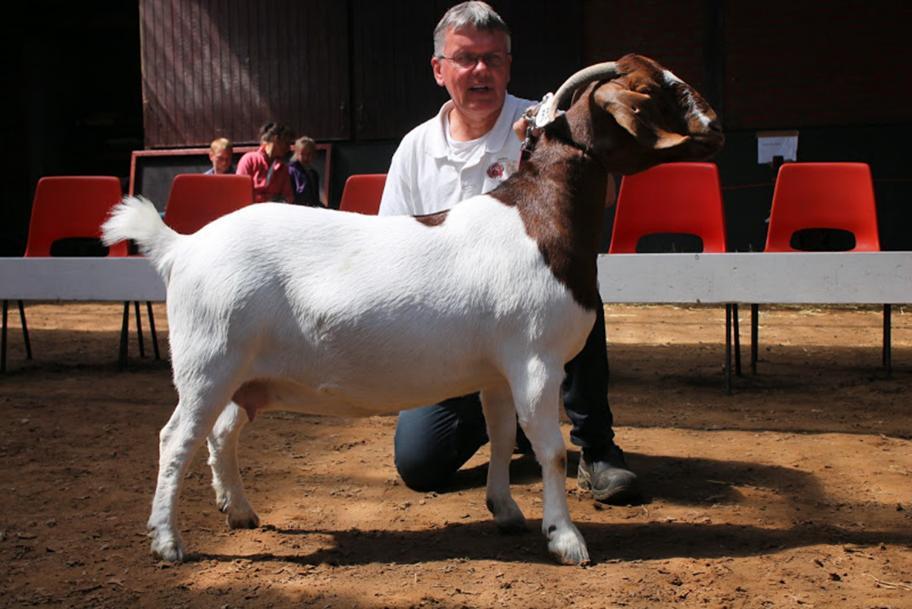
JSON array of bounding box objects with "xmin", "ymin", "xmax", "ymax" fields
[{"xmin": 288, "ymin": 136, "xmax": 323, "ymax": 207}]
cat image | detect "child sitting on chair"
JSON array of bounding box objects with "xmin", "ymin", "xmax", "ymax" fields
[
  {"xmin": 204, "ymin": 138, "xmax": 234, "ymax": 175},
  {"xmin": 288, "ymin": 136, "xmax": 323, "ymax": 207}
]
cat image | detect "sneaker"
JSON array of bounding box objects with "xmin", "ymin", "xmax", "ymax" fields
[{"xmin": 577, "ymin": 445, "xmax": 639, "ymax": 504}]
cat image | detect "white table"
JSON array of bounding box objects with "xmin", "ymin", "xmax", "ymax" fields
[
  {"xmin": 1, "ymin": 257, "xmax": 167, "ymax": 370},
  {"xmin": 596, "ymin": 252, "xmax": 912, "ymax": 304},
  {"xmin": 1, "ymin": 257, "xmax": 166, "ymax": 301},
  {"xmin": 599, "ymin": 252, "xmax": 911, "ymax": 390},
  {"xmin": 3, "ymin": 253, "xmax": 910, "ymax": 385},
  {"xmin": 4, "ymin": 252, "xmax": 909, "ymax": 303}
]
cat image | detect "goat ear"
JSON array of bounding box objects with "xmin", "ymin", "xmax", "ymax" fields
[
  {"xmin": 595, "ymin": 83, "xmax": 694, "ymax": 153},
  {"xmin": 593, "ymin": 83, "xmax": 647, "ymax": 140},
  {"xmin": 654, "ymin": 130, "xmax": 691, "ymax": 150}
]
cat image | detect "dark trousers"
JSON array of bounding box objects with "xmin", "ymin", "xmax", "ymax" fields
[{"xmin": 393, "ymin": 300, "xmax": 614, "ymax": 491}]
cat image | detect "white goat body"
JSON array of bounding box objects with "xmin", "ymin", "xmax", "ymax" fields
[{"xmin": 105, "ymin": 195, "xmax": 593, "ymax": 418}]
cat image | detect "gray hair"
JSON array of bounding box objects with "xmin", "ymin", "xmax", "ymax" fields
[{"xmin": 433, "ymin": 1, "xmax": 511, "ymax": 57}]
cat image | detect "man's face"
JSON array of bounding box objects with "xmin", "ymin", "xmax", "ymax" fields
[{"xmin": 432, "ymin": 26, "xmax": 511, "ymax": 124}]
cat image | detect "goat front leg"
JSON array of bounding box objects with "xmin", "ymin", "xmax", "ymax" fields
[
  {"xmin": 480, "ymin": 384, "xmax": 526, "ymax": 533},
  {"xmin": 509, "ymin": 356, "xmax": 589, "ymax": 566},
  {"xmin": 207, "ymin": 402, "xmax": 259, "ymax": 529}
]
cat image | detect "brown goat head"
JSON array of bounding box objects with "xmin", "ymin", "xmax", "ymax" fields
[{"xmin": 559, "ymin": 53, "xmax": 724, "ymax": 174}]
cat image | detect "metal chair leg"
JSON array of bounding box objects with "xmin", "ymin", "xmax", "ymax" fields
[
  {"xmin": 133, "ymin": 301, "xmax": 146, "ymax": 358},
  {"xmin": 750, "ymin": 303, "xmax": 759, "ymax": 374},
  {"xmin": 2, "ymin": 300, "xmax": 8, "ymax": 373},
  {"xmin": 17, "ymin": 300, "xmax": 32, "ymax": 360},
  {"xmin": 119, "ymin": 301, "xmax": 130, "ymax": 370},
  {"xmin": 724, "ymin": 303, "xmax": 733, "ymax": 394},
  {"xmin": 146, "ymin": 302, "xmax": 161, "ymax": 360},
  {"xmin": 883, "ymin": 303, "xmax": 892, "ymax": 377},
  {"xmin": 2, "ymin": 300, "xmax": 32, "ymax": 372},
  {"xmin": 733, "ymin": 303, "xmax": 742, "ymax": 376}
]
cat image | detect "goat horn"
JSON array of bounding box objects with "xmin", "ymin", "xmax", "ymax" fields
[{"xmin": 549, "ymin": 62, "xmax": 619, "ymax": 121}]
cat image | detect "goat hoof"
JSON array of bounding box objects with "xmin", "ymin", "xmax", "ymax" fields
[
  {"xmin": 547, "ymin": 525, "xmax": 590, "ymax": 566},
  {"xmin": 493, "ymin": 506, "xmax": 528, "ymax": 534},
  {"xmin": 487, "ymin": 497, "xmax": 527, "ymax": 534},
  {"xmin": 227, "ymin": 510, "xmax": 260, "ymax": 529},
  {"xmin": 151, "ymin": 537, "xmax": 185, "ymax": 563}
]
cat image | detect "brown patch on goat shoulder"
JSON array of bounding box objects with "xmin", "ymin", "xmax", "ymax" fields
[
  {"xmin": 489, "ymin": 141, "xmax": 605, "ymax": 311},
  {"xmin": 414, "ymin": 210, "xmax": 449, "ymax": 227}
]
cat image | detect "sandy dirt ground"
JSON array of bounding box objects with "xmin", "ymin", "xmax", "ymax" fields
[{"xmin": 1, "ymin": 302, "xmax": 910, "ymax": 609}]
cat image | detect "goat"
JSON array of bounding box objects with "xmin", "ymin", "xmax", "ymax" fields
[{"xmin": 102, "ymin": 54, "xmax": 723, "ymax": 566}]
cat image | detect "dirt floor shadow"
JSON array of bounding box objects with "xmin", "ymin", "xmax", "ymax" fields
[
  {"xmin": 179, "ymin": 450, "xmax": 910, "ymax": 567},
  {"xmin": 440, "ymin": 450, "xmax": 825, "ymax": 509},
  {"xmin": 187, "ymin": 517, "xmax": 912, "ymax": 567}
]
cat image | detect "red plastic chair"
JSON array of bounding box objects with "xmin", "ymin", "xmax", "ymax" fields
[
  {"xmin": 752, "ymin": 162, "xmax": 888, "ymax": 372},
  {"xmin": 163, "ymin": 173, "xmax": 255, "ymax": 234},
  {"xmin": 765, "ymin": 163, "xmax": 879, "ymax": 253},
  {"xmin": 3, "ymin": 176, "xmax": 127, "ymax": 371},
  {"xmin": 610, "ymin": 163, "xmax": 728, "ymax": 254},
  {"xmin": 23, "ymin": 177, "xmax": 129, "ymax": 257},
  {"xmin": 610, "ymin": 163, "xmax": 740, "ymax": 391},
  {"xmin": 339, "ymin": 174, "xmax": 386, "ymax": 215}
]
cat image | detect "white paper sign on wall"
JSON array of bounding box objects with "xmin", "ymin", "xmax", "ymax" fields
[{"xmin": 756, "ymin": 130, "xmax": 799, "ymax": 164}]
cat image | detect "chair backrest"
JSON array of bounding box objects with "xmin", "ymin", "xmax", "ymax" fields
[
  {"xmin": 163, "ymin": 173, "xmax": 255, "ymax": 234},
  {"xmin": 609, "ymin": 163, "xmax": 727, "ymax": 253},
  {"xmin": 339, "ymin": 174, "xmax": 387, "ymax": 215},
  {"xmin": 764, "ymin": 162, "xmax": 880, "ymax": 252},
  {"xmin": 24, "ymin": 176, "xmax": 128, "ymax": 257}
]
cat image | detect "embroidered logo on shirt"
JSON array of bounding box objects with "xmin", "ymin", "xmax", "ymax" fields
[
  {"xmin": 487, "ymin": 158, "xmax": 517, "ymax": 181},
  {"xmin": 486, "ymin": 161, "xmax": 504, "ymax": 179}
]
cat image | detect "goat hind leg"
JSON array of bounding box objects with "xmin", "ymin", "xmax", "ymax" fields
[
  {"xmin": 510, "ymin": 357, "xmax": 589, "ymax": 566},
  {"xmin": 480, "ymin": 384, "xmax": 526, "ymax": 533},
  {"xmin": 148, "ymin": 390, "xmax": 228, "ymax": 562},
  {"xmin": 207, "ymin": 402, "xmax": 259, "ymax": 529}
]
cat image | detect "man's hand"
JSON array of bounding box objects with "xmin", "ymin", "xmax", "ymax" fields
[{"xmin": 512, "ymin": 116, "xmax": 529, "ymax": 141}]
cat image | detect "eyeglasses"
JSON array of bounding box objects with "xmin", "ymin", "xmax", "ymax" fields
[{"xmin": 438, "ymin": 51, "xmax": 510, "ymax": 70}]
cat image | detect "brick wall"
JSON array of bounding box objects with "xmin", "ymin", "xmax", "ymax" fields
[{"xmin": 724, "ymin": 1, "xmax": 911, "ymax": 129}]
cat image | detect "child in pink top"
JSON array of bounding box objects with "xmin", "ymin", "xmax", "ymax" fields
[{"xmin": 236, "ymin": 123, "xmax": 295, "ymax": 203}]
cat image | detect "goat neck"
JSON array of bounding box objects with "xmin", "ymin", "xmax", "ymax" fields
[{"xmin": 489, "ymin": 128, "xmax": 608, "ymax": 311}]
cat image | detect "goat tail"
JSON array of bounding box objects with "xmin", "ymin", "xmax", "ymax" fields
[{"xmin": 101, "ymin": 196, "xmax": 180, "ymax": 279}]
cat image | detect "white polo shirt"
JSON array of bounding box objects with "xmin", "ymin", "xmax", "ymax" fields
[{"xmin": 379, "ymin": 94, "xmax": 534, "ymax": 216}]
